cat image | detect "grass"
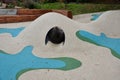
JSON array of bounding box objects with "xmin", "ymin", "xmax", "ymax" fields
[
  {"xmin": 35, "ymin": 2, "xmax": 65, "ymax": 9},
  {"xmin": 66, "ymin": 3, "xmax": 120, "ymax": 15},
  {"xmin": 32, "ymin": 2, "xmax": 120, "ymax": 15}
]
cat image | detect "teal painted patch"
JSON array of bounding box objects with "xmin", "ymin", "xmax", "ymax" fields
[
  {"xmin": 0, "ymin": 46, "xmax": 81, "ymax": 80},
  {"xmin": 91, "ymin": 14, "xmax": 101, "ymax": 21},
  {"xmin": 0, "ymin": 27, "xmax": 25, "ymax": 37},
  {"xmin": 76, "ymin": 30, "xmax": 120, "ymax": 59}
]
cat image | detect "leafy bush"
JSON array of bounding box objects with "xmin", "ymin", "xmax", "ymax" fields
[
  {"xmin": 16, "ymin": 0, "xmax": 23, "ymax": 7},
  {"xmin": 38, "ymin": 2, "xmax": 120, "ymax": 15},
  {"xmin": 43, "ymin": 0, "xmax": 57, "ymax": 3},
  {"xmin": 40, "ymin": 2, "xmax": 65, "ymax": 9},
  {"xmin": 24, "ymin": 0, "xmax": 36, "ymax": 9},
  {"xmin": 0, "ymin": 1, "xmax": 2, "ymax": 6},
  {"xmin": 6, "ymin": 3, "xmax": 15, "ymax": 8},
  {"xmin": 64, "ymin": 0, "xmax": 89, "ymax": 3},
  {"xmin": 34, "ymin": 3, "xmax": 41, "ymax": 9}
]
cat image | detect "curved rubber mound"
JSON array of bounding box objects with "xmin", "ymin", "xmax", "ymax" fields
[{"xmin": 0, "ymin": 10, "xmax": 120, "ymax": 80}]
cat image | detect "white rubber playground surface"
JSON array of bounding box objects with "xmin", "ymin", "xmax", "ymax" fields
[{"xmin": 0, "ymin": 10, "xmax": 120, "ymax": 80}]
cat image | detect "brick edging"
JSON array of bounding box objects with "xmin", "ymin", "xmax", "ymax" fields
[{"xmin": 0, "ymin": 9, "xmax": 72, "ymax": 23}]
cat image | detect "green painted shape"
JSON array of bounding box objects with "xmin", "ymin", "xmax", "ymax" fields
[
  {"xmin": 53, "ymin": 57, "xmax": 82, "ymax": 71},
  {"xmin": 76, "ymin": 31, "xmax": 120, "ymax": 59},
  {"xmin": 110, "ymin": 49, "xmax": 120, "ymax": 59},
  {"xmin": 16, "ymin": 57, "xmax": 81, "ymax": 80},
  {"xmin": 76, "ymin": 31, "xmax": 100, "ymax": 46},
  {"xmin": 16, "ymin": 68, "xmax": 34, "ymax": 80}
]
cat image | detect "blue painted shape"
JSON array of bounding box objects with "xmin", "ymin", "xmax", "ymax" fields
[
  {"xmin": 0, "ymin": 27, "xmax": 25, "ymax": 37},
  {"xmin": 76, "ymin": 30, "xmax": 120, "ymax": 59},
  {"xmin": 0, "ymin": 46, "xmax": 81, "ymax": 80},
  {"xmin": 0, "ymin": 46, "xmax": 66, "ymax": 80},
  {"xmin": 91, "ymin": 14, "xmax": 101, "ymax": 21}
]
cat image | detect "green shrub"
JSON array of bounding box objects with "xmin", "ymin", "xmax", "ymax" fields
[
  {"xmin": 24, "ymin": 0, "xmax": 36, "ymax": 9},
  {"xmin": 43, "ymin": 0, "xmax": 57, "ymax": 3},
  {"xmin": 6, "ymin": 3, "xmax": 15, "ymax": 8},
  {"xmin": 0, "ymin": 2, "xmax": 2, "ymax": 6},
  {"xmin": 16, "ymin": 0, "xmax": 24, "ymax": 7},
  {"xmin": 34, "ymin": 3, "xmax": 41, "ymax": 9},
  {"xmin": 40, "ymin": 2, "xmax": 65, "ymax": 9},
  {"xmin": 18, "ymin": 1, "xmax": 120, "ymax": 15}
]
